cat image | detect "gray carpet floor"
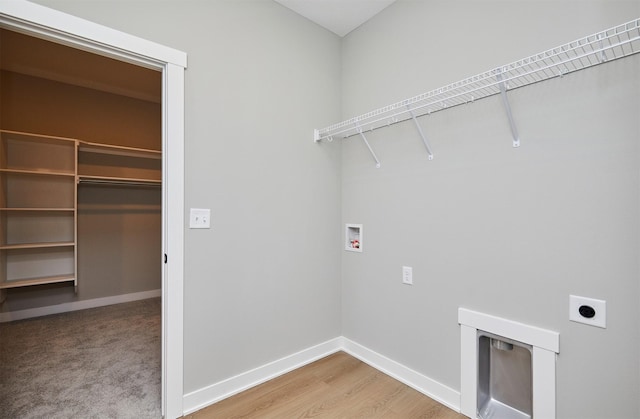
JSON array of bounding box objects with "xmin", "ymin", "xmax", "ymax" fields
[{"xmin": 0, "ymin": 298, "xmax": 161, "ymax": 418}]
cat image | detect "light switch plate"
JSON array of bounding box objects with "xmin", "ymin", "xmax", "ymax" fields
[
  {"xmin": 189, "ymin": 208, "xmax": 210, "ymax": 229},
  {"xmin": 569, "ymin": 295, "xmax": 606, "ymax": 328},
  {"xmin": 402, "ymin": 266, "xmax": 413, "ymax": 285}
]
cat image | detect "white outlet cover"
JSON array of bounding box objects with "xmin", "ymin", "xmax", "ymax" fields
[
  {"xmin": 569, "ymin": 295, "xmax": 606, "ymax": 328},
  {"xmin": 189, "ymin": 208, "xmax": 211, "ymax": 229},
  {"xmin": 402, "ymin": 266, "xmax": 413, "ymax": 285}
]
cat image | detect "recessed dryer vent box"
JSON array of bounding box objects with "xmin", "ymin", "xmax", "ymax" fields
[{"xmin": 345, "ymin": 224, "xmax": 362, "ymax": 252}]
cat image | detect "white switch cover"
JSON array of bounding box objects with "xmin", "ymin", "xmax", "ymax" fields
[
  {"xmin": 189, "ymin": 208, "xmax": 211, "ymax": 229},
  {"xmin": 569, "ymin": 295, "xmax": 606, "ymax": 328},
  {"xmin": 402, "ymin": 266, "xmax": 413, "ymax": 285}
]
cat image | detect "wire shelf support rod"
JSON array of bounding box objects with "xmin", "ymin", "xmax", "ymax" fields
[
  {"xmin": 496, "ymin": 69, "xmax": 521, "ymax": 148},
  {"xmin": 407, "ymin": 104, "xmax": 434, "ymax": 160}
]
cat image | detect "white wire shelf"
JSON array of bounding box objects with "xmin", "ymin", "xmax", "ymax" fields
[{"xmin": 314, "ymin": 17, "xmax": 640, "ymax": 161}]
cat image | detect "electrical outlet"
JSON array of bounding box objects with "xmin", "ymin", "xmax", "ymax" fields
[
  {"xmin": 569, "ymin": 295, "xmax": 606, "ymax": 328},
  {"xmin": 402, "ymin": 266, "xmax": 413, "ymax": 285},
  {"xmin": 189, "ymin": 208, "xmax": 211, "ymax": 229}
]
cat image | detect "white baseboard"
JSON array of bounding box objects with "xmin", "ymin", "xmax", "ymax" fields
[
  {"xmin": 182, "ymin": 337, "xmax": 343, "ymax": 415},
  {"xmin": 183, "ymin": 336, "xmax": 461, "ymax": 415},
  {"xmin": 0, "ymin": 289, "xmax": 161, "ymax": 323},
  {"xmin": 340, "ymin": 337, "xmax": 461, "ymax": 412}
]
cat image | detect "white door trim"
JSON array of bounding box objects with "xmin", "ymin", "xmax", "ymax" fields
[
  {"xmin": 163, "ymin": 62, "xmax": 185, "ymax": 419},
  {"xmin": 0, "ymin": 1, "xmax": 187, "ymax": 417}
]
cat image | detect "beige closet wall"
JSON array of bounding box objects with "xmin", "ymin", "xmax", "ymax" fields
[
  {"xmin": 1, "ymin": 71, "xmax": 160, "ymax": 149},
  {"xmin": 0, "ymin": 70, "xmax": 161, "ymax": 312}
]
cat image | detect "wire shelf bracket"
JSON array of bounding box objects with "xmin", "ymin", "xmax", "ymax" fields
[
  {"xmin": 313, "ymin": 17, "xmax": 640, "ymax": 166},
  {"xmin": 496, "ymin": 69, "xmax": 521, "ymax": 148},
  {"xmin": 356, "ymin": 124, "xmax": 381, "ymax": 169},
  {"xmin": 407, "ymin": 104, "xmax": 434, "ymax": 160}
]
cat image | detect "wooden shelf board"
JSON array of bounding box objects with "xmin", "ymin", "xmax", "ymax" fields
[
  {"xmin": 0, "ymin": 129, "xmax": 79, "ymax": 144},
  {"xmin": 0, "ymin": 207, "xmax": 75, "ymax": 211},
  {"xmin": 79, "ymin": 141, "xmax": 161, "ymax": 159},
  {"xmin": 0, "ymin": 275, "xmax": 75, "ymax": 289},
  {"xmin": 78, "ymin": 175, "xmax": 161, "ymax": 185},
  {"xmin": 0, "ymin": 241, "xmax": 75, "ymax": 250},
  {"xmin": 0, "ymin": 168, "xmax": 76, "ymax": 177}
]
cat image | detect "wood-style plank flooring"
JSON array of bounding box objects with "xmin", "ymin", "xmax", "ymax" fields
[{"xmin": 185, "ymin": 351, "xmax": 466, "ymax": 418}]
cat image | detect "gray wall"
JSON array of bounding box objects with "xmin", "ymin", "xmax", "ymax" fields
[
  {"xmin": 30, "ymin": 0, "xmax": 343, "ymax": 395},
  {"xmin": 340, "ymin": 1, "xmax": 639, "ymax": 418},
  {"xmin": 23, "ymin": 0, "xmax": 640, "ymax": 417}
]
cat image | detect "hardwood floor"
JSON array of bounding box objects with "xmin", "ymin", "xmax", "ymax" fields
[{"xmin": 185, "ymin": 351, "xmax": 466, "ymax": 418}]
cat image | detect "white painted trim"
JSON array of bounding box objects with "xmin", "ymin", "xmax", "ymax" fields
[
  {"xmin": 183, "ymin": 336, "xmax": 462, "ymax": 416},
  {"xmin": 182, "ymin": 338, "xmax": 343, "ymax": 415},
  {"xmin": 0, "ymin": 0, "xmax": 186, "ymax": 67},
  {"xmin": 164, "ymin": 62, "xmax": 185, "ymax": 419},
  {"xmin": 0, "ymin": 289, "xmax": 161, "ymax": 322},
  {"xmin": 458, "ymin": 308, "xmax": 560, "ymax": 353},
  {"xmin": 0, "ymin": 2, "xmax": 186, "ymax": 417},
  {"xmin": 533, "ymin": 347, "xmax": 557, "ymax": 419},
  {"xmin": 459, "ymin": 324, "xmax": 477, "ymax": 417},
  {"xmin": 341, "ymin": 337, "xmax": 461, "ymax": 412}
]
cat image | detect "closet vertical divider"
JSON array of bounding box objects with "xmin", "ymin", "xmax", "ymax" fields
[{"xmin": 74, "ymin": 139, "xmax": 79, "ymax": 293}]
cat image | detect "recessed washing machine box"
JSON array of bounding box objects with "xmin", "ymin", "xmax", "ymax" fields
[
  {"xmin": 345, "ymin": 224, "xmax": 362, "ymax": 252},
  {"xmin": 478, "ymin": 331, "xmax": 532, "ymax": 419}
]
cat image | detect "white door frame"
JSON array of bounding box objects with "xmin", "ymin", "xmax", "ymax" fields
[{"xmin": 0, "ymin": 1, "xmax": 186, "ymax": 418}]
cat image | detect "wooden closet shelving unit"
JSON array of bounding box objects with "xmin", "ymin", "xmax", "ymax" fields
[
  {"xmin": 0, "ymin": 130, "xmax": 77, "ymax": 302},
  {"xmin": 78, "ymin": 142, "xmax": 161, "ymax": 186},
  {"xmin": 0, "ymin": 129, "xmax": 161, "ymax": 302}
]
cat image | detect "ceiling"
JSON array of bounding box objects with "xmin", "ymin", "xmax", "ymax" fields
[
  {"xmin": 274, "ymin": 0, "xmax": 397, "ymax": 37},
  {"xmin": 0, "ymin": 29, "xmax": 161, "ymax": 103}
]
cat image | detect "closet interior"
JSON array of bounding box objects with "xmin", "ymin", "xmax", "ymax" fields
[{"xmin": 0, "ymin": 29, "xmax": 162, "ymax": 310}]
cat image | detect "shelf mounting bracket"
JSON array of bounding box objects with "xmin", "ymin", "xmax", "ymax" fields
[
  {"xmin": 407, "ymin": 105, "xmax": 434, "ymax": 160},
  {"xmin": 496, "ymin": 69, "xmax": 521, "ymax": 148},
  {"xmin": 356, "ymin": 124, "xmax": 381, "ymax": 169}
]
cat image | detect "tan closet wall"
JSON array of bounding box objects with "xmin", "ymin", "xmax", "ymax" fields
[
  {"xmin": 1, "ymin": 71, "xmax": 160, "ymax": 148},
  {"xmin": 0, "ymin": 69, "xmax": 161, "ymax": 312}
]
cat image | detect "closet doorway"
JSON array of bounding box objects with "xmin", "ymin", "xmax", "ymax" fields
[{"xmin": 0, "ymin": 2, "xmax": 186, "ymax": 417}]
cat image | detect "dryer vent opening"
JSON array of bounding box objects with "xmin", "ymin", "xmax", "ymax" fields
[
  {"xmin": 459, "ymin": 308, "xmax": 559, "ymax": 419},
  {"xmin": 478, "ymin": 332, "xmax": 532, "ymax": 419}
]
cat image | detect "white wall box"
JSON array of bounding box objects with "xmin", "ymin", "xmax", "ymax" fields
[
  {"xmin": 345, "ymin": 224, "xmax": 362, "ymax": 252},
  {"xmin": 459, "ymin": 308, "xmax": 559, "ymax": 419}
]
